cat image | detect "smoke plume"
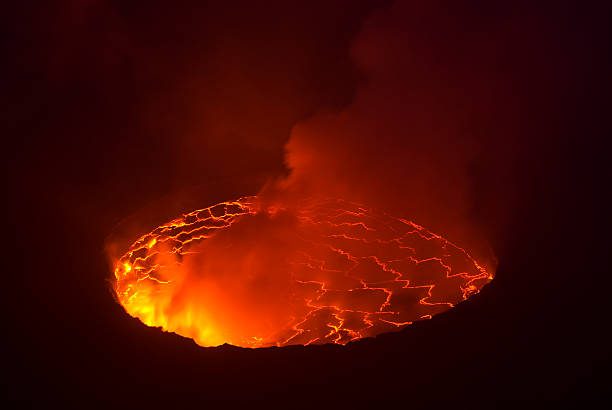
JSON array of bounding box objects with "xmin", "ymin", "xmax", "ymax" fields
[
  {"xmin": 267, "ymin": 0, "xmax": 533, "ymax": 263},
  {"xmin": 108, "ymin": 0, "xmax": 572, "ymax": 347}
]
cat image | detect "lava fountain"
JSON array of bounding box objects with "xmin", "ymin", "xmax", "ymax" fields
[{"xmin": 112, "ymin": 197, "xmax": 494, "ymax": 348}]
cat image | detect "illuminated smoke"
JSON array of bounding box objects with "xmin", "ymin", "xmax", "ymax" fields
[
  {"xmin": 282, "ymin": 0, "xmax": 519, "ymax": 248},
  {"xmin": 109, "ymin": 1, "xmax": 507, "ymax": 348}
]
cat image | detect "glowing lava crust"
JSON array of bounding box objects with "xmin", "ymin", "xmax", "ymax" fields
[{"xmin": 113, "ymin": 197, "xmax": 493, "ymax": 348}]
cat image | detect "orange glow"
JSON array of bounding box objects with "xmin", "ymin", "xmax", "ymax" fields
[{"xmin": 112, "ymin": 197, "xmax": 494, "ymax": 348}]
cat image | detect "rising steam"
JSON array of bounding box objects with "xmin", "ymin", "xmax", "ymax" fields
[{"xmin": 108, "ymin": 0, "xmax": 509, "ymax": 348}]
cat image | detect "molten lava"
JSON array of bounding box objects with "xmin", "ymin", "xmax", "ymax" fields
[{"xmin": 112, "ymin": 197, "xmax": 493, "ymax": 348}]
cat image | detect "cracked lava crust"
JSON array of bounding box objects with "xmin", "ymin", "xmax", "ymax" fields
[{"xmin": 113, "ymin": 197, "xmax": 494, "ymax": 348}]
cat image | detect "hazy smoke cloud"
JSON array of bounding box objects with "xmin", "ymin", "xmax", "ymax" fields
[
  {"xmin": 107, "ymin": 0, "xmax": 577, "ymax": 347},
  {"xmin": 269, "ymin": 0, "xmax": 550, "ymax": 261}
]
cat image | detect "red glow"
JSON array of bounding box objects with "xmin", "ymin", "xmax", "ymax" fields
[{"xmin": 113, "ymin": 197, "xmax": 494, "ymax": 348}]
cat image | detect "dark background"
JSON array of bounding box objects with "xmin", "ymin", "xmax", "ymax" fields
[{"xmin": 6, "ymin": 0, "xmax": 610, "ymax": 405}]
